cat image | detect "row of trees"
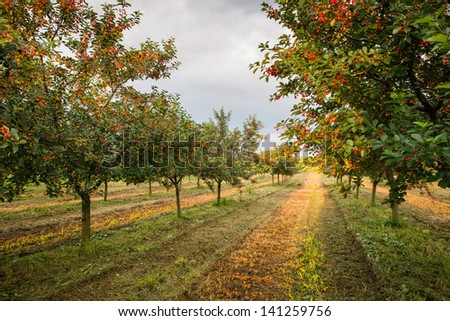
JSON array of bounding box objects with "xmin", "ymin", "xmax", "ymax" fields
[
  {"xmin": 252, "ymin": 0, "xmax": 449, "ymax": 222},
  {"xmin": 118, "ymin": 105, "xmax": 265, "ymax": 217},
  {"xmin": 0, "ymin": 0, "xmax": 275, "ymax": 244}
]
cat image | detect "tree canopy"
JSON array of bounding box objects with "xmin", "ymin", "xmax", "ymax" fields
[
  {"xmin": 252, "ymin": 0, "xmax": 449, "ymax": 221},
  {"xmin": 1, "ymin": 0, "xmax": 180, "ymax": 242}
]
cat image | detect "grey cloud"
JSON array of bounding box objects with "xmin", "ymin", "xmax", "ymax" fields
[{"xmin": 92, "ymin": 0, "xmax": 291, "ymax": 133}]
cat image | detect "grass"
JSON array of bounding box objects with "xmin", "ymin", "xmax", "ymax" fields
[
  {"xmin": 3, "ymin": 172, "xmax": 446, "ymax": 301},
  {"xmin": 0, "ymin": 180, "xmax": 208, "ymax": 221},
  {"xmin": 212, "ymin": 197, "xmax": 233, "ymax": 207},
  {"xmin": 1, "ymin": 177, "xmax": 276, "ymax": 254},
  {"xmin": 329, "ymin": 187, "xmax": 450, "ymax": 300},
  {"xmin": 291, "ymin": 232, "xmax": 326, "ymax": 301},
  {"xmin": 290, "ymin": 186, "xmax": 327, "ymax": 301},
  {"xmin": 0, "ymin": 176, "xmax": 300, "ymax": 300}
]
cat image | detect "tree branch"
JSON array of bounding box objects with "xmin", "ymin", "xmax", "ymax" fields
[{"xmin": 407, "ymin": 60, "xmax": 438, "ymax": 123}]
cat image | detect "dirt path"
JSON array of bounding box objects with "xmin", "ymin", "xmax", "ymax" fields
[
  {"xmin": 185, "ymin": 172, "xmax": 321, "ymax": 300},
  {"xmin": 44, "ymin": 180, "xmax": 299, "ymax": 300},
  {"xmin": 1, "ymin": 173, "xmax": 393, "ymax": 300},
  {"xmin": 185, "ymin": 172, "xmax": 389, "ymax": 300}
]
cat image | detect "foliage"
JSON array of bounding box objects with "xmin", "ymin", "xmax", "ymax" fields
[
  {"xmin": 252, "ymin": 0, "xmax": 450, "ymax": 221},
  {"xmin": 197, "ymin": 108, "xmax": 263, "ymax": 204},
  {"xmin": 0, "ymin": 0, "xmax": 180, "ymax": 241}
]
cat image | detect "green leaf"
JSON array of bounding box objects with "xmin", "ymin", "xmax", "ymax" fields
[
  {"xmin": 426, "ymin": 34, "xmax": 447, "ymax": 43},
  {"xmin": 385, "ymin": 158, "xmax": 397, "ymax": 166},
  {"xmin": 413, "ymin": 16, "xmax": 432, "ymax": 25},
  {"xmin": 330, "ymin": 19, "xmax": 336, "ymax": 27},
  {"xmin": 411, "ymin": 133, "xmax": 422, "ymax": 142},
  {"xmin": 10, "ymin": 127, "xmax": 20, "ymax": 140},
  {"xmin": 434, "ymin": 133, "xmax": 447, "ymax": 143},
  {"xmin": 392, "ymin": 26, "xmax": 402, "ymax": 34},
  {"xmin": 438, "ymin": 180, "xmax": 448, "ymax": 188},
  {"xmin": 443, "ymin": 147, "xmax": 450, "ymax": 158},
  {"xmin": 435, "ymin": 7, "xmax": 445, "ymax": 18},
  {"xmin": 413, "ymin": 121, "xmax": 429, "ymax": 129},
  {"xmin": 383, "ymin": 56, "xmax": 392, "ymax": 65},
  {"xmin": 384, "ymin": 150, "xmax": 402, "ymax": 158},
  {"xmin": 435, "ymin": 83, "xmax": 450, "ymax": 89},
  {"xmin": 343, "ymin": 145, "xmax": 351, "ymax": 154}
]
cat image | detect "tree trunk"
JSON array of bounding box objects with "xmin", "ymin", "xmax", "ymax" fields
[
  {"xmin": 217, "ymin": 180, "xmax": 222, "ymax": 204},
  {"xmin": 272, "ymin": 174, "xmax": 274, "ymax": 185},
  {"xmin": 80, "ymin": 192, "xmax": 91, "ymax": 244},
  {"xmin": 197, "ymin": 176, "xmax": 201, "ymax": 187},
  {"xmin": 392, "ymin": 202, "xmax": 400, "ymax": 223},
  {"xmin": 148, "ymin": 180, "xmax": 152, "ymax": 196},
  {"xmin": 277, "ymin": 174, "xmax": 280, "ymax": 184},
  {"xmin": 175, "ymin": 182, "xmax": 181, "ymax": 217},
  {"xmin": 348, "ymin": 175, "xmax": 352, "ymax": 188},
  {"xmin": 371, "ymin": 180, "xmax": 379, "ymax": 206},
  {"xmin": 386, "ymin": 167, "xmax": 400, "ymax": 223},
  {"xmin": 103, "ymin": 181, "xmax": 108, "ymax": 202},
  {"xmin": 355, "ymin": 176, "xmax": 362, "ymax": 199}
]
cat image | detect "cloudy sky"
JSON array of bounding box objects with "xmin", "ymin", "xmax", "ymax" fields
[{"xmin": 96, "ymin": 0, "xmax": 295, "ymax": 133}]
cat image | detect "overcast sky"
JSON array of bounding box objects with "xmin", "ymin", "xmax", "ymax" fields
[{"xmin": 95, "ymin": 0, "xmax": 295, "ymax": 134}]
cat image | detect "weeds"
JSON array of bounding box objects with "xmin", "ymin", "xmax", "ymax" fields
[
  {"xmin": 138, "ymin": 275, "xmax": 164, "ymax": 292},
  {"xmin": 331, "ymin": 191, "xmax": 450, "ymax": 300},
  {"xmin": 174, "ymin": 257, "xmax": 190, "ymax": 271},
  {"xmin": 212, "ymin": 197, "xmax": 232, "ymax": 207},
  {"xmin": 0, "ymin": 177, "xmax": 300, "ymax": 300},
  {"xmin": 291, "ymin": 229, "xmax": 327, "ymax": 301},
  {"xmin": 382, "ymin": 217, "xmax": 407, "ymax": 228}
]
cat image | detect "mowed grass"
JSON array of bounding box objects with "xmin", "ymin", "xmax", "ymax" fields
[
  {"xmin": 327, "ymin": 183, "xmax": 450, "ymax": 300},
  {"xmin": 2, "ymin": 173, "xmax": 448, "ymax": 301},
  {"xmin": 0, "ymin": 178, "xmax": 206, "ymax": 221},
  {"xmin": 0, "ymin": 176, "xmax": 301, "ymax": 300},
  {"xmin": 0, "ymin": 177, "xmax": 272, "ymax": 254}
]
